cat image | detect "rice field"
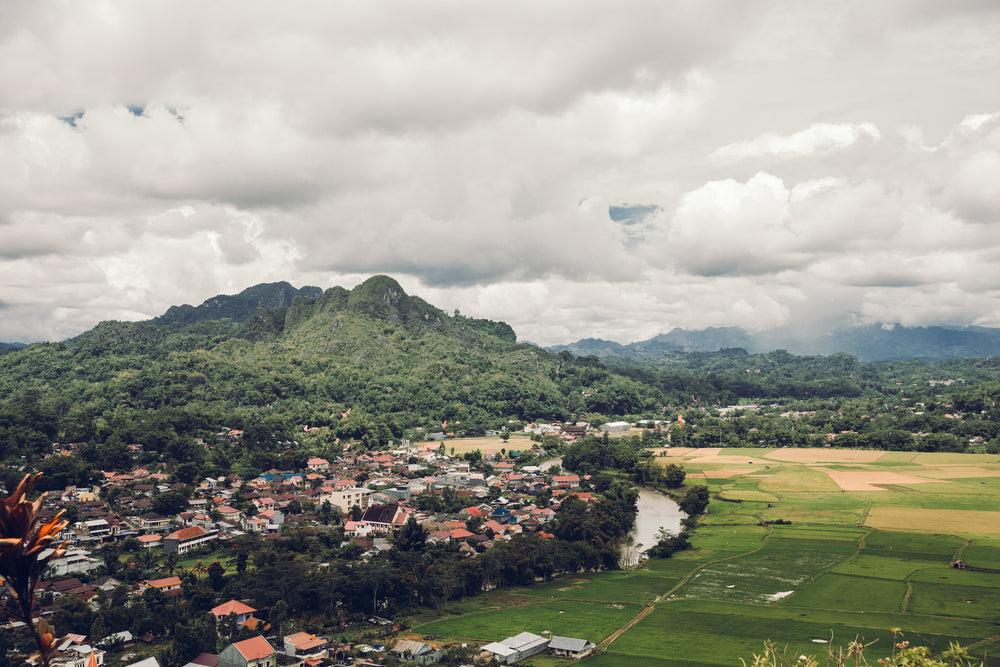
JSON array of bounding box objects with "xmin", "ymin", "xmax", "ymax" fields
[{"xmin": 408, "ymin": 449, "xmax": 1000, "ymax": 665}]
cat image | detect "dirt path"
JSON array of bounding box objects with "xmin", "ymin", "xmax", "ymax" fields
[{"xmin": 597, "ymin": 602, "xmax": 656, "ymax": 651}]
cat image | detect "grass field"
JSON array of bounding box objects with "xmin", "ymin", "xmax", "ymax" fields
[{"xmin": 407, "ymin": 448, "xmax": 1000, "ymax": 665}]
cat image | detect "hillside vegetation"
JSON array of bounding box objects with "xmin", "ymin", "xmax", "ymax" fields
[
  {"xmin": 0, "ymin": 276, "xmax": 659, "ymax": 482},
  {"xmin": 2, "ymin": 275, "xmax": 1000, "ymax": 488}
]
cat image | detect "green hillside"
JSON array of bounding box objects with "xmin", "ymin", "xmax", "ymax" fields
[{"xmin": 0, "ymin": 276, "xmax": 660, "ymax": 481}]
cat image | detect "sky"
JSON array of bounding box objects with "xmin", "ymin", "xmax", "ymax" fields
[{"xmin": 2, "ymin": 1, "xmax": 1000, "ymax": 346}]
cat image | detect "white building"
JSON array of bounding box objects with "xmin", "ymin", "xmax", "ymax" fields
[
  {"xmin": 599, "ymin": 421, "xmax": 630, "ymax": 433},
  {"xmin": 47, "ymin": 550, "xmax": 102, "ymax": 576}
]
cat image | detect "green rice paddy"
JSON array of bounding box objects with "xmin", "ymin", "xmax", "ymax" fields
[{"xmin": 409, "ymin": 449, "xmax": 1000, "ymax": 665}]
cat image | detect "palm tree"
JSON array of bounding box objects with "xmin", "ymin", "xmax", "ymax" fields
[
  {"xmin": 138, "ymin": 547, "xmax": 159, "ymax": 575},
  {"xmin": 162, "ymin": 551, "xmax": 180, "ymax": 576}
]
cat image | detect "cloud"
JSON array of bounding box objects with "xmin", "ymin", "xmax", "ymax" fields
[
  {"xmin": 2, "ymin": 3, "xmax": 1000, "ymax": 345},
  {"xmin": 711, "ymin": 122, "xmax": 881, "ymax": 160}
]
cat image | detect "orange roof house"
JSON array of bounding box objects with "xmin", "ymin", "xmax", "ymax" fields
[
  {"xmin": 219, "ymin": 636, "xmax": 276, "ymax": 667},
  {"xmin": 211, "ymin": 600, "xmax": 257, "ymax": 627},
  {"xmin": 138, "ymin": 576, "xmax": 182, "ymax": 593}
]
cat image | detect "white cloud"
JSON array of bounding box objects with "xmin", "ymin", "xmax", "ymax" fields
[{"xmin": 711, "ymin": 122, "xmax": 881, "ymax": 160}]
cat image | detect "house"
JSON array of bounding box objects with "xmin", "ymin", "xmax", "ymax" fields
[
  {"xmin": 42, "ymin": 644, "xmax": 105, "ymax": 667},
  {"xmin": 306, "ymin": 457, "xmax": 330, "ymax": 472},
  {"xmin": 47, "ymin": 550, "xmax": 102, "ymax": 576},
  {"xmin": 211, "ymin": 601, "xmax": 258, "ymax": 628},
  {"xmin": 392, "ymin": 639, "xmax": 445, "ymax": 665},
  {"xmin": 359, "ymin": 504, "xmax": 407, "ymax": 534},
  {"xmin": 138, "ymin": 576, "xmax": 182, "ymax": 594},
  {"xmin": 137, "ymin": 534, "xmax": 163, "ymax": 549},
  {"xmin": 548, "ymin": 636, "xmax": 594, "ymax": 659},
  {"xmin": 163, "ymin": 525, "xmax": 218, "ymax": 555},
  {"xmin": 283, "ymin": 632, "xmax": 329, "ymax": 660},
  {"xmin": 480, "ymin": 632, "xmax": 549, "ymax": 664},
  {"xmin": 80, "ymin": 519, "xmax": 112, "ymax": 539},
  {"xmin": 551, "ymin": 475, "xmax": 581, "ymax": 489},
  {"xmin": 217, "ymin": 506, "xmax": 242, "ymax": 520},
  {"xmin": 136, "ymin": 513, "xmax": 171, "ymax": 530},
  {"xmin": 218, "ymin": 636, "xmax": 276, "ymax": 667}
]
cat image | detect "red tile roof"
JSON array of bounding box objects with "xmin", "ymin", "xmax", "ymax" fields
[
  {"xmin": 211, "ymin": 600, "xmax": 257, "ymax": 617},
  {"xmin": 233, "ymin": 636, "xmax": 275, "ymax": 661},
  {"xmin": 165, "ymin": 525, "xmax": 209, "ymax": 541}
]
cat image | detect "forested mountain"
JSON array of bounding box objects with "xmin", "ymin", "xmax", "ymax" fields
[
  {"xmin": 0, "ymin": 276, "xmax": 661, "ymax": 475},
  {"xmin": 150, "ymin": 281, "xmax": 323, "ymax": 327},
  {"xmin": 551, "ymin": 323, "xmax": 1000, "ymax": 362}
]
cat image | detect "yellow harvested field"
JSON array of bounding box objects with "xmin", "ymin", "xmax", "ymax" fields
[
  {"xmin": 417, "ymin": 435, "xmax": 534, "ymax": 455},
  {"xmin": 816, "ymin": 467, "xmax": 930, "ymax": 491},
  {"xmin": 913, "ymin": 452, "xmax": 1000, "ymax": 465},
  {"xmin": 693, "ymin": 456, "xmax": 763, "ymax": 465},
  {"xmin": 914, "ymin": 465, "xmax": 1000, "ymax": 480},
  {"xmin": 650, "ymin": 447, "xmax": 694, "ymax": 457},
  {"xmin": 765, "ymin": 449, "xmax": 886, "ymax": 463},
  {"xmin": 865, "ymin": 507, "xmax": 1000, "ymax": 535}
]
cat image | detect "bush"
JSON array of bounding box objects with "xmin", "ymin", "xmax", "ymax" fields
[{"xmin": 742, "ymin": 631, "xmax": 981, "ymax": 667}]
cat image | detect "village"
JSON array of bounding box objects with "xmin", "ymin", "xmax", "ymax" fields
[{"xmin": 4, "ymin": 422, "xmax": 639, "ymax": 667}]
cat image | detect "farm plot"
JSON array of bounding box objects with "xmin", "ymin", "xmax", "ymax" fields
[
  {"xmin": 865, "ymin": 506, "xmax": 1000, "ymax": 537},
  {"xmin": 831, "ymin": 554, "xmax": 934, "ymax": 580},
  {"xmin": 593, "ymin": 600, "xmax": 994, "ymax": 667},
  {"xmin": 780, "ymin": 573, "xmax": 906, "ymax": 612},
  {"xmin": 516, "ymin": 568, "xmax": 682, "ymax": 604},
  {"xmin": 862, "ymin": 530, "xmax": 965, "ymax": 560},
  {"xmin": 672, "ymin": 545, "xmax": 850, "ymax": 604},
  {"xmin": 414, "ymin": 599, "xmax": 640, "ymax": 644},
  {"xmin": 906, "ymin": 581, "xmax": 1000, "ymax": 621},
  {"xmin": 960, "ymin": 542, "xmax": 1000, "ymax": 569},
  {"xmin": 755, "ymin": 467, "xmax": 844, "ymax": 493},
  {"xmin": 689, "ymin": 524, "xmax": 768, "ymax": 554},
  {"xmin": 908, "ymin": 566, "xmax": 1000, "ymax": 588},
  {"xmin": 768, "ymin": 525, "xmax": 865, "ymax": 544},
  {"xmin": 757, "ymin": 491, "xmax": 868, "ymax": 525}
]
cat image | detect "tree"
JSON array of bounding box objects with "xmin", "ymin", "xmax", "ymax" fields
[
  {"xmin": 679, "ymin": 485, "xmax": 710, "ymax": 517},
  {"xmin": 163, "ymin": 551, "xmax": 180, "ymax": 576},
  {"xmin": 268, "ymin": 599, "xmax": 289, "ymax": 636},
  {"xmin": 394, "ymin": 516, "xmax": 428, "ymax": 552},
  {"xmin": 207, "ymin": 561, "xmax": 226, "ymax": 591},
  {"xmin": 0, "ymin": 474, "xmax": 70, "ymax": 667},
  {"xmin": 662, "ymin": 463, "xmax": 686, "ymax": 489},
  {"xmin": 646, "ymin": 527, "xmax": 691, "ymax": 559}
]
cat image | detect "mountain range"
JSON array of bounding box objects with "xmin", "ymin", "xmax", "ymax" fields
[
  {"xmin": 549, "ymin": 324, "xmax": 1000, "ymax": 363},
  {"xmin": 4, "ymin": 280, "xmax": 1000, "ymax": 362}
]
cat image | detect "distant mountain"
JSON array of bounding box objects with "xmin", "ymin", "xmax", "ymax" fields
[
  {"xmin": 551, "ymin": 324, "xmax": 1000, "ymax": 362},
  {"xmin": 151, "ymin": 281, "xmax": 323, "ymax": 327},
  {"xmin": 0, "ymin": 342, "xmax": 25, "ymax": 356}
]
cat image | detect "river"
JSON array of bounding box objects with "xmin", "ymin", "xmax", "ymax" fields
[
  {"xmin": 628, "ymin": 487, "xmax": 685, "ymax": 558},
  {"xmin": 538, "ymin": 458, "xmax": 684, "ymax": 563}
]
